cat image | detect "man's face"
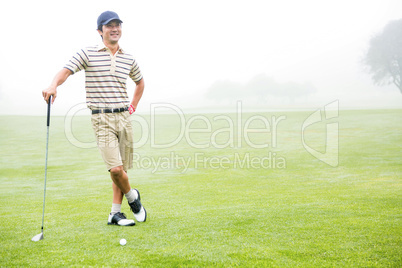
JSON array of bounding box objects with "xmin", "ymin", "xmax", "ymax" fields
[{"xmin": 99, "ymin": 20, "xmax": 122, "ymax": 44}]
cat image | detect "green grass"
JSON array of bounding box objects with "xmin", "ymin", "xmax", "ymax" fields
[{"xmin": 0, "ymin": 109, "xmax": 401, "ymax": 267}]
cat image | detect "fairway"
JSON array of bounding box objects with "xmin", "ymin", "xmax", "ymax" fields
[{"xmin": 0, "ymin": 109, "xmax": 401, "ymax": 267}]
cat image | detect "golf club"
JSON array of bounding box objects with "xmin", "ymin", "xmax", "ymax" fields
[{"xmin": 32, "ymin": 96, "xmax": 52, "ymax": 242}]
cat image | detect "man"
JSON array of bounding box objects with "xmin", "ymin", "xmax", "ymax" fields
[{"xmin": 42, "ymin": 11, "xmax": 146, "ymax": 226}]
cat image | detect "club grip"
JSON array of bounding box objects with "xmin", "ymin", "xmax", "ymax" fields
[{"xmin": 47, "ymin": 96, "xmax": 52, "ymax": 127}]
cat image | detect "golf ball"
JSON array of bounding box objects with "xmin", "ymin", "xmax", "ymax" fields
[{"xmin": 120, "ymin": 239, "xmax": 127, "ymax": 246}]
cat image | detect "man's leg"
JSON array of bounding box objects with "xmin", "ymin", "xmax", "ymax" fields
[
  {"xmin": 91, "ymin": 113, "xmax": 140, "ymax": 225},
  {"xmin": 106, "ymin": 167, "xmax": 136, "ymax": 226},
  {"xmin": 110, "ymin": 166, "xmax": 131, "ymax": 194},
  {"xmin": 111, "ymin": 182, "xmax": 123, "ymax": 215},
  {"xmin": 112, "ymin": 181, "xmax": 124, "ymax": 204},
  {"xmin": 107, "ymin": 183, "xmax": 135, "ymax": 226},
  {"xmin": 110, "ymin": 165, "xmax": 147, "ymax": 222},
  {"xmin": 110, "ymin": 166, "xmax": 139, "ymax": 204}
]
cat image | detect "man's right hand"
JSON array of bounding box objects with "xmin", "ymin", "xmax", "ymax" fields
[
  {"xmin": 42, "ymin": 88, "xmax": 57, "ymax": 104},
  {"xmin": 42, "ymin": 68, "xmax": 72, "ymax": 104}
]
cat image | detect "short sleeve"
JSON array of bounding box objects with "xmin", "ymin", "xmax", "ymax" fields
[
  {"xmin": 64, "ymin": 48, "xmax": 89, "ymax": 74},
  {"xmin": 129, "ymin": 59, "xmax": 143, "ymax": 82}
]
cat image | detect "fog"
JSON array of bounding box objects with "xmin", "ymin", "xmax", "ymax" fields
[{"xmin": 0, "ymin": 0, "xmax": 401, "ymax": 115}]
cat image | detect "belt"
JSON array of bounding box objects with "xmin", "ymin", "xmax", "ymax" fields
[{"xmin": 91, "ymin": 107, "xmax": 129, "ymax": 114}]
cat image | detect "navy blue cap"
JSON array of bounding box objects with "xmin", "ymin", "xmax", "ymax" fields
[{"xmin": 97, "ymin": 11, "xmax": 122, "ymax": 29}]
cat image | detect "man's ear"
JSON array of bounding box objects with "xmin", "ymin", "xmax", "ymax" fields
[{"xmin": 97, "ymin": 29, "xmax": 103, "ymax": 39}]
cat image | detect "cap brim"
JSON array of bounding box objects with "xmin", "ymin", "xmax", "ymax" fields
[{"xmin": 103, "ymin": 18, "xmax": 123, "ymax": 25}]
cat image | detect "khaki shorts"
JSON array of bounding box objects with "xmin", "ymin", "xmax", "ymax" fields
[{"xmin": 91, "ymin": 111, "xmax": 133, "ymax": 171}]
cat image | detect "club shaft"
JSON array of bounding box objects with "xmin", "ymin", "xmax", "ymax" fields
[
  {"xmin": 41, "ymin": 125, "xmax": 50, "ymax": 231},
  {"xmin": 41, "ymin": 96, "xmax": 51, "ymax": 233}
]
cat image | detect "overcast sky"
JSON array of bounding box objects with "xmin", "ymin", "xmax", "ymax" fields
[{"xmin": 0, "ymin": 0, "xmax": 401, "ymax": 115}]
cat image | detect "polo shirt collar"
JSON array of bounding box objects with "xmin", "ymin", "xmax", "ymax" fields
[{"xmin": 96, "ymin": 43, "xmax": 125, "ymax": 54}]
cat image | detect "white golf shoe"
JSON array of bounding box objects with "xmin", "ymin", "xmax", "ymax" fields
[
  {"xmin": 128, "ymin": 189, "xmax": 147, "ymax": 222},
  {"xmin": 107, "ymin": 212, "xmax": 135, "ymax": 226}
]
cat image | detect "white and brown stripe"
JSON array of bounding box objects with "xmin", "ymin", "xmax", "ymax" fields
[{"xmin": 64, "ymin": 45, "xmax": 143, "ymax": 109}]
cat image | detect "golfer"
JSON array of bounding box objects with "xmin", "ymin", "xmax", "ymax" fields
[{"xmin": 42, "ymin": 11, "xmax": 146, "ymax": 226}]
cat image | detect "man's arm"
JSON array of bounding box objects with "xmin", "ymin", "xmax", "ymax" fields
[
  {"xmin": 42, "ymin": 68, "xmax": 72, "ymax": 104},
  {"xmin": 130, "ymin": 78, "xmax": 145, "ymax": 113}
]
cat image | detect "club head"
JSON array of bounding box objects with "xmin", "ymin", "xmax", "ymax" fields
[{"xmin": 32, "ymin": 233, "xmax": 44, "ymax": 242}]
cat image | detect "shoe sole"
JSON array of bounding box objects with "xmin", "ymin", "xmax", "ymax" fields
[{"xmin": 107, "ymin": 222, "xmax": 135, "ymax": 226}]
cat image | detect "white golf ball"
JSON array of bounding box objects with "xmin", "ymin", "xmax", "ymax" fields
[{"xmin": 120, "ymin": 239, "xmax": 127, "ymax": 246}]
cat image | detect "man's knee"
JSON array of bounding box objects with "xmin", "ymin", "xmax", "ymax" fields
[{"xmin": 110, "ymin": 166, "xmax": 124, "ymax": 178}]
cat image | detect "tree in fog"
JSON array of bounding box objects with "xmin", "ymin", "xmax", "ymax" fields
[{"xmin": 364, "ymin": 19, "xmax": 402, "ymax": 93}]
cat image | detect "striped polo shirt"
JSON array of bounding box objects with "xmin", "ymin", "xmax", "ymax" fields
[{"xmin": 64, "ymin": 44, "xmax": 143, "ymax": 109}]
